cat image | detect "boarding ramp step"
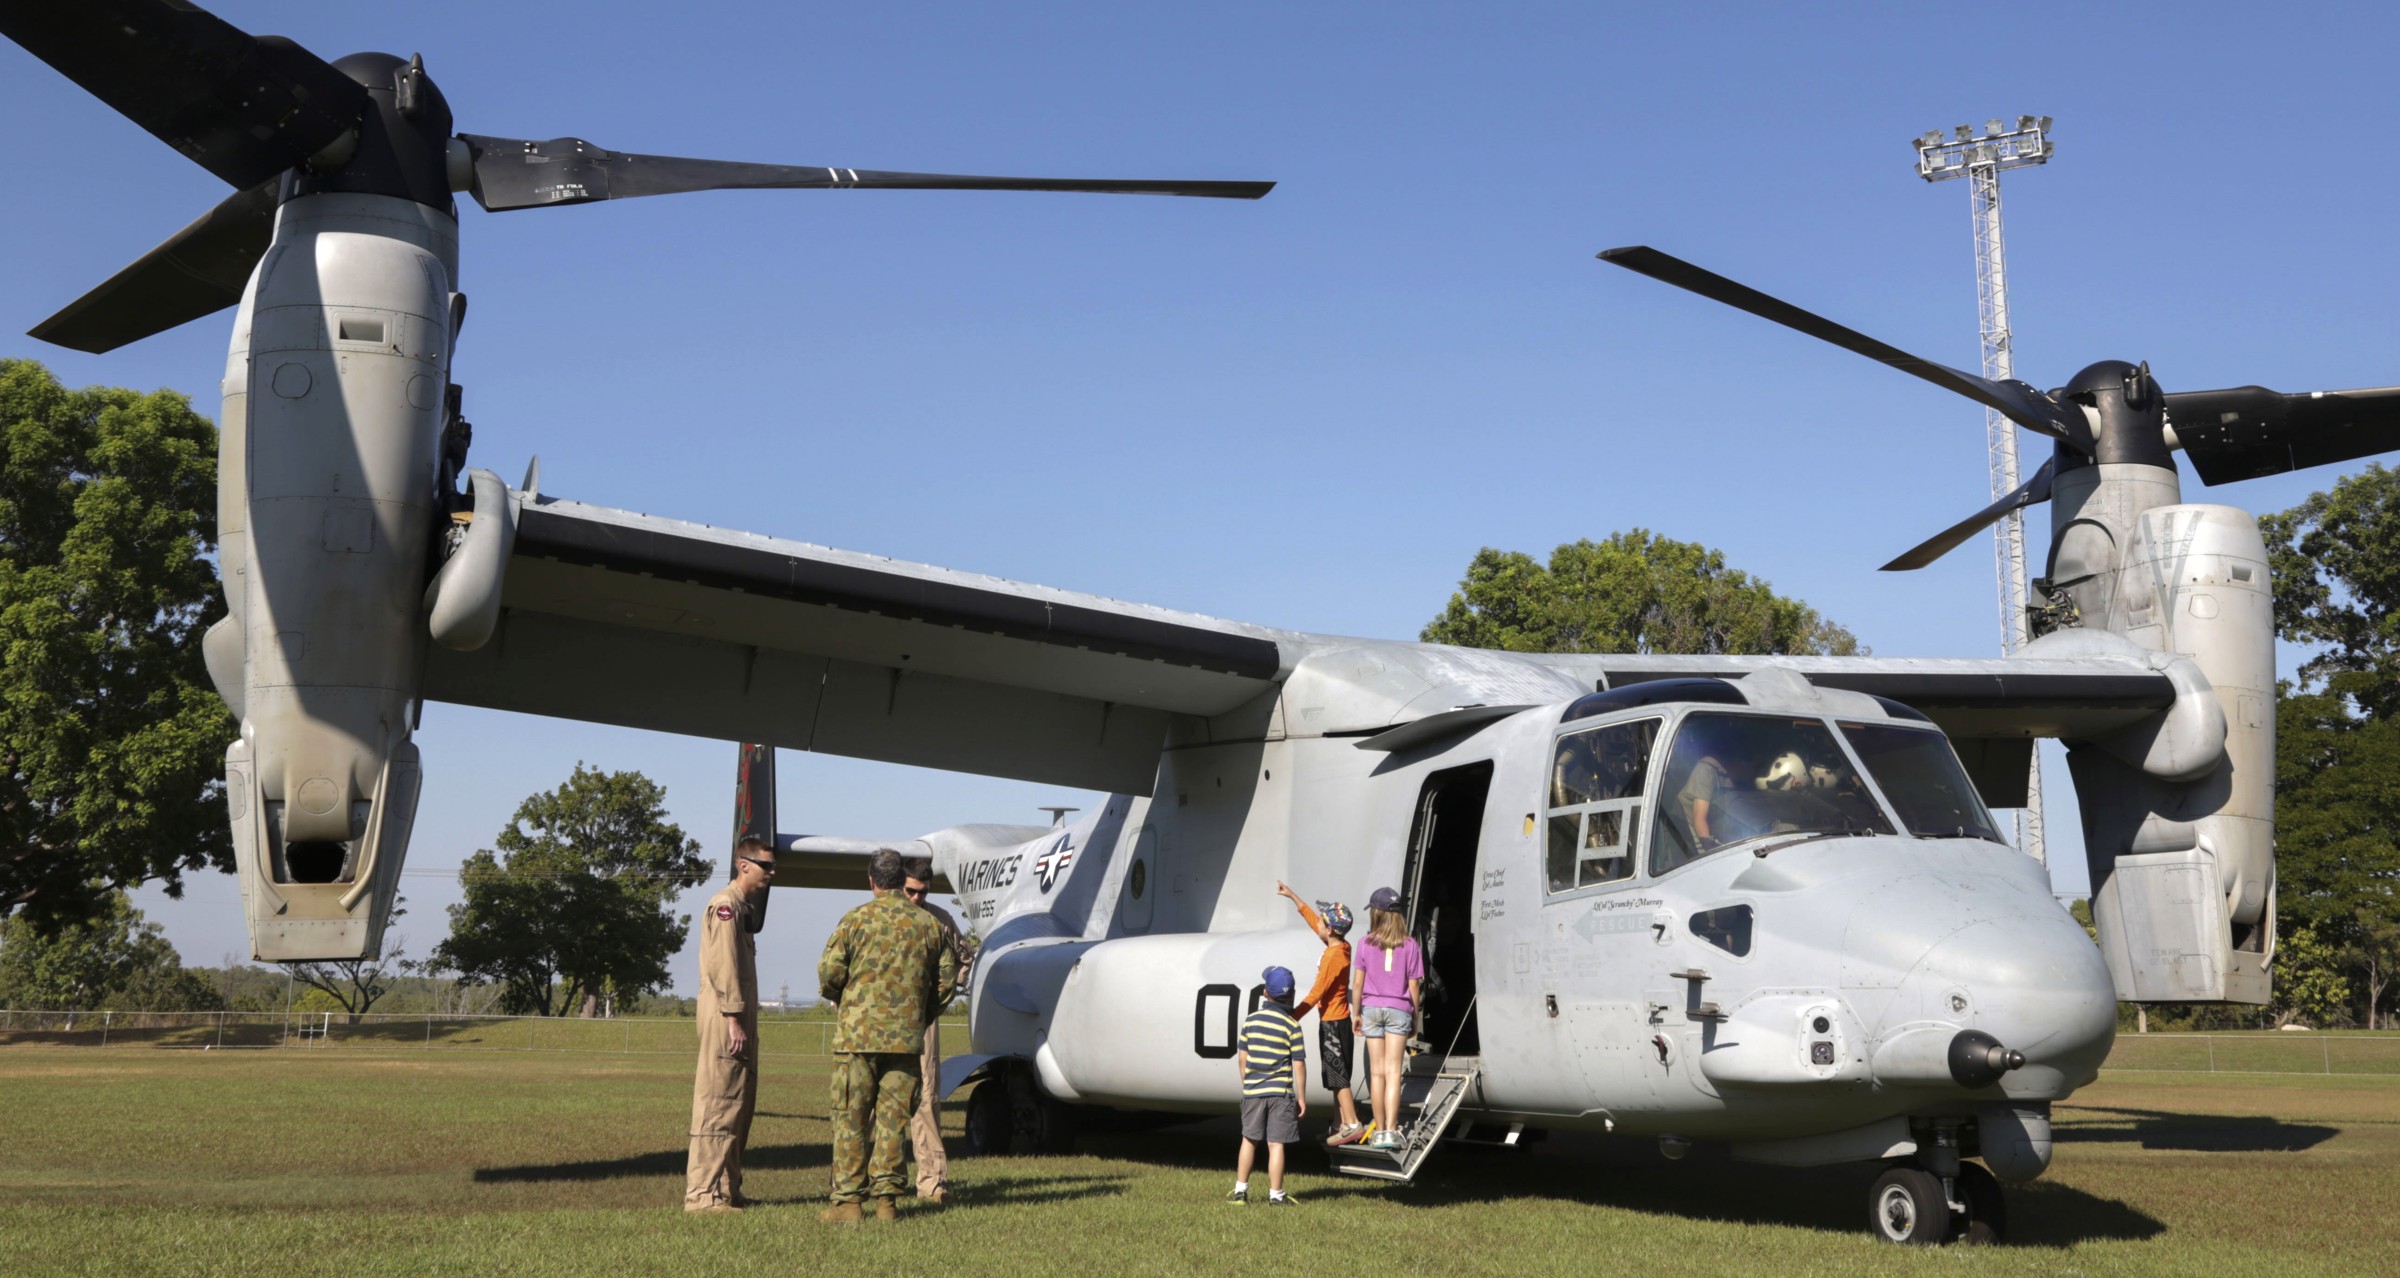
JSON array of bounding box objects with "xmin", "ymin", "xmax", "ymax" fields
[{"xmin": 1328, "ymin": 1060, "xmax": 1480, "ymax": 1183}]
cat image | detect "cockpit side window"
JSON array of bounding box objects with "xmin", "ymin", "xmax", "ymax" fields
[
  {"xmin": 1649, "ymin": 712, "xmax": 1895, "ymax": 875},
  {"xmin": 1545, "ymin": 718, "xmax": 1658, "ymax": 894}
]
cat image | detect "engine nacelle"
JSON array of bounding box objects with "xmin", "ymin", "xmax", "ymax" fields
[
  {"xmin": 216, "ymin": 191, "xmax": 456, "ymax": 961},
  {"xmin": 2045, "ymin": 458, "xmax": 2275, "ymax": 1003}
]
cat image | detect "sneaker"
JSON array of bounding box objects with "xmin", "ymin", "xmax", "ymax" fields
[
  {"xmin": 1266, "ymin": 1192, "xmax": 1300, "ymax": 1207},
  {"xmin": 1326, "ymin": 1123, "xmax": 1364, "ymax": 1148},
  {"xmin": 1225, "ymin": 1187, "xmax": 1248, "ymax": 1206}
]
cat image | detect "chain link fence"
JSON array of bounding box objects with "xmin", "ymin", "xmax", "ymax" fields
[
  {"xmin": 2102, "ymin": 1031, "xmax": 2400, "ymax": 1076},
  {"xmin": 0, "ymin": 1008, "xmax": 967, "ymax": 1056}
]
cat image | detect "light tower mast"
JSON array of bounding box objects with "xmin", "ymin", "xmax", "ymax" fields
[{"xmin": 1913, "ymin": 115, "xmax": 2054, "ymax": 867}]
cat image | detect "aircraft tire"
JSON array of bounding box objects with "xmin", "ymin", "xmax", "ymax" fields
[
  {"xmin": 963, "ymin": 1076, "xmax": 1012, "ymax": 1157},
  {"xmin": 1951, "ymin": 1162, "xmax": 2006, "ymax": 1244},
  {"xmin": 1006, "ymin": 1066, "xmax": 1079, "ymax": 1155},
  {"xmin": 1867, "ymin": 1165, "xmax": 1953, "ymax": 1245}
]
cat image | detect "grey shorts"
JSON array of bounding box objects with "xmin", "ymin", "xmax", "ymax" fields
[
  {"xmin": 1239, "ymin": 1093, "xmax": 1300, "ymax": 1144},
  {"xmin": 1360, "ymin": 1006, "xmax": 1414, "ymax": 1039}
]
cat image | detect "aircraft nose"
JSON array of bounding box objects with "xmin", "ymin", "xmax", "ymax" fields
[{"xmin": 1844, "ymin": 875, "xmax": 2116, "ymax": 1097}]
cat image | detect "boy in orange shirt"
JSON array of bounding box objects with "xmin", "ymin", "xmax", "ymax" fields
[{"xmin": 1276, "ymin": 881, "xmax": 1364, "ymax": 1146}]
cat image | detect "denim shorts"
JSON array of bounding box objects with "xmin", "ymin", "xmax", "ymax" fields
[{"xmin": 1360, "ymin": 1006, "xmax": 1414, "ymax": 1039}]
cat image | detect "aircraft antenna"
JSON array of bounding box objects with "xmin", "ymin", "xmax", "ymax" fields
[{"xmin": 1912, "ymin": 116, "xmax": 2054, "ymax": 868}]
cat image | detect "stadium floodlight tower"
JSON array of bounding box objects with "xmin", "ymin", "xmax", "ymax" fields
[{"xmin": 1913, "ymin": 115, "xmax": 2055, "ymax": 868}]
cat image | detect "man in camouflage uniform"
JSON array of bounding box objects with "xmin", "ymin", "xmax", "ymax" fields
[
  {"xmin": 684, "ymin": 835, "xmax": 774, "ymax": 1213},
  {"xmin": 819, "ymin": 847, "xmax": 957, "ymax": 1223}
]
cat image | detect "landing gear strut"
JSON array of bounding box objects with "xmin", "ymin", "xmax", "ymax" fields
[{"xmin": 961, "ymin": 1060, "xmax": 1076, "ymax": 1156}]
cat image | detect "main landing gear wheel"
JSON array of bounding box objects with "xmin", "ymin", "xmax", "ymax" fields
[
  {"xmin": 1951, "ymin": 1161, "xmax": 2007, "ymax": 1244},
  {"xmin": 961, "ymin": 1061, "xmax": 1076, "ymax": 1156},
  {"xmin": 1868, "ymin": 1165, "xmax": 1952, "ymax": 1245}
]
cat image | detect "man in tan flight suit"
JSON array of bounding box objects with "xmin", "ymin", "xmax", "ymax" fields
[
  {"xmin": 684, "ymin": 835, "xmax": 774, "ymax": 1213},
  {"xmin": 819, "ymin": 848, "xmax": 957, "ymax": 1223},
  {"xmin": 902, "ymin": 856, "xmax": 973, "ymax": 1205}
]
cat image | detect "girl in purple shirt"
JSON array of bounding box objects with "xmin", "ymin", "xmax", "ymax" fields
[{"xmin": 1349, "ymin": 885, "xmax": 1422, "ymax": 1149}]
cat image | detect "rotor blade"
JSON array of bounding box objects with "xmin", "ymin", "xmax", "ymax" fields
[
  {"xmin": 1880, "ymin": 457, "xmax": 2056, "ymax": 572},
  {"xmin": 459, "ymin": 134, "xmax": 1273, "ymax": 211},
  {"xmin": 0, "ymin": 0, "xmax": 366, "ymax": 189},
  {"xmin": 2166, "ymin": 384, "xmax": 2400, "ymax": 485},
  {"xmin": 1598, "ymin": 246, "xmax": 2090, "ymax": 447},
  {"xmin": 28, "ymin": 180, "xmax": 278, "ymax": 353}
]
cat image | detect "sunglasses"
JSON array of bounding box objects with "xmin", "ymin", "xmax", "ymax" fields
[
  {"xmin": 740, "ymin": 856, "xmax": 777, "ymax": 875},
  {"xmin": 902, "ymin": 885, "xmax": 928, "ymax": 898}
]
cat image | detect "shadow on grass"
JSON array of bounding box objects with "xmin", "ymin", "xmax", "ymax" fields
[
  {"xmin": 2056, "ymin": 1104, "xmax": 2339, "ymax": 1152},
  {"xmin": 1059, "ymin": 1116, "xmax": 2164, "ymax": 1245},
  {"xmin": 475, "ymin": 1142, "xmax": 832, "ymax": 1183},
  {"xmin": 951, "ymin": 1172, "xmax": 1134, "ymax": 1208}
]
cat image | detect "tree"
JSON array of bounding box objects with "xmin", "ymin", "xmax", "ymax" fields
[
  {"xmin": 1, "ymin": 359, "xmax": 232, "ymax": 926},
  {"xmin": 1421, "ymin": 530, "xmax": 1863, "ymax": 656},
  {"xmin": 2263, "ymin": 466, "xmax": 2400, "ymax": 1026},
  {"xmin": 2271, "ymin": 926, "xmax": 2353, "ymax": 1030},
  {"xmin": 431, "ymin": 765, "xmax": 707, "ymax": 1017},
  {"xmin": 284, "ymin": 896, "xmax": 411, "ymax": 1017},
  {"xmin": 0, "ymin": 891, "xmax": 220, "ymax": 1013},
  {"xmin": 2262, "ymin": 463, "xmax": 2400, "ymax": 718},
  {"xmin": 2339, "ymin": 906, "xmax": 2400, "ymax": 1031}
]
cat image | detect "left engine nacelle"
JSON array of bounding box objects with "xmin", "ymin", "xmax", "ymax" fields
[{"xmin": 210, "ymin": 191, "xmax": 458, "ymax": 960}]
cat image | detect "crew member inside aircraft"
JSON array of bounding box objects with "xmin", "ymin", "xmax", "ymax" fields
[
  {"xmin": 903, "ymin": 856, "xmax": 973, "ymax": 1206},
  {"xmin": 683, "ymin": 835, "xmax": 773, "ymax": 1214},
  {"xmin": 1276, "ymin": 883, "xmax": 1363, "ymax": 1146}
]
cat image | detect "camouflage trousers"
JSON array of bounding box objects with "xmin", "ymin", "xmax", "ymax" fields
[{"xmin": 827, "ymin": 1051, "xmax": 921, "ymax": 1204}]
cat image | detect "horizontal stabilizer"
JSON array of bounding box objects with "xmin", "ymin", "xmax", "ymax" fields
[{"xmin": 770, "ymin": 826, "xmax": 1051, "ymax": 892}]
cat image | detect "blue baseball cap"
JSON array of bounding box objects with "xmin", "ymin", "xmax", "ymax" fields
[
  {"xmin": 1262, "ymin": 965, "xmax": 1296, "ymax": 1000},
  {"xmin": 1368, "ymin": 885, "xmax": 1403, "ymax": 912}
]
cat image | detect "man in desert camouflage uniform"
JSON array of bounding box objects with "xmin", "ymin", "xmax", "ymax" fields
[
  {"xmin": 902, "ymin": 856, "xmax": 974, "ymax": 1204},
  {"xmin": 683, "ymin": 835, "xmax": 774, "ymax": 1213},
  {"xmin": 819, "ymin": 847, "xmax": 957, "ymax": 1223}
]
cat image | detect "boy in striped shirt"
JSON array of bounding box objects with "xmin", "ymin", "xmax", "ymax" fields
[{"xmin": 1229, "ymin": 965, "xmax": 1307, "ymax": 1206}]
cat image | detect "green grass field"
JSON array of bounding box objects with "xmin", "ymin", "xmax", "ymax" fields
[{"xmin": 1, "ymin": 1045, "xmax": 2393, "ymax": 1277}]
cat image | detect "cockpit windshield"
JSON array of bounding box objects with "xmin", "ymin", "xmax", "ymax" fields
[
  {"xmin": 1839, "ymin": 722, "xmax": 2006, "ymax": 843},
  {"xmin": 1650, "ymin": 713, "xmax": 1895, "ymax": 875}
]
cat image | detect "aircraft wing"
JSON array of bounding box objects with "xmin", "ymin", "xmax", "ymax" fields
[
  {"xmin": 1558, "ymin": 653, "xmax": 2177, "ymax": 740},
  {"xmin": 420, "ymin": 495, "xmax": 1304, "ymax": 795},
  {"xmin": 424, "ymin": 494, "xmax": 2186, "ymax": 803}
]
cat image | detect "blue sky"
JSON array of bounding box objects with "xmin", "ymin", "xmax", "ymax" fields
[{"xmin": 6, "ymin": 1, "xmax": 2393, "ymax": 997}]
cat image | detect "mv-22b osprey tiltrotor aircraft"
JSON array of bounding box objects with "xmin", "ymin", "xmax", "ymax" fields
[{"xmin": 15, "ymin": 0, "xmax": 2400, "ymax": 1248}]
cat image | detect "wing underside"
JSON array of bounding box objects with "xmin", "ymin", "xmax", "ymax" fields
[{"xmin": 422, "ymin": 496, "xmax": 1299, "ymax": 794}]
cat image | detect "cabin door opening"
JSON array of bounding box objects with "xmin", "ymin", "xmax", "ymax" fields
[{"xmin": 1399, "ymin": 761, "xmax": 1488, "ymax": 1056}]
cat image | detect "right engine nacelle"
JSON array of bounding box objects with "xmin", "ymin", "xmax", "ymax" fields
[{"xmin": 2047, "ymin": 475, "xmax": 2274, "ymax": 1004}]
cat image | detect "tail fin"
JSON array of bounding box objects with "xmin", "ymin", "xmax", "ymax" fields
[{"xmin": 734, "ymin": 743, "xmax": 775, "ymax": 931}]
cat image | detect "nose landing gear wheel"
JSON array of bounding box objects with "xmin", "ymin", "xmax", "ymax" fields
[
  {"xmin": 1952, "ymin": 1161, "xmax": 2007, "ymax": 1244},
  {"xmin": 1868, "ymin": 1165, "xmax": 1952, "ymax": 1245}
]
